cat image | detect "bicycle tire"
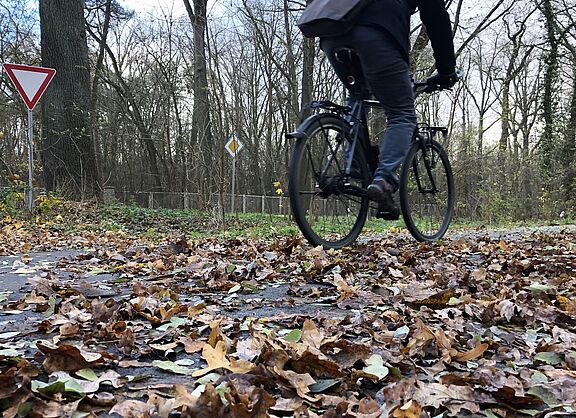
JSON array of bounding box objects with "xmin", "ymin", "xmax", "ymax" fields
[
  {"xmin": 288, "ymin": 115, "xmax": 371, "ymax": 249},
  {"xmin": 399, "ymin": 139, "xmax": 454, "ymax": 242}
]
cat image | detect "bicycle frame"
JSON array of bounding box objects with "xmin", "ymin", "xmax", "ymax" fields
[
  {"xmin": 298, "ymin": 98, "xmax": 379, "ymax": 171},
  {"xmin": 411, "ymin": 126, "xmax": 449, "ymax": 194},
  {"xmin": 290, "ymin": 99, "xmax": 451, "ymax": 212}
]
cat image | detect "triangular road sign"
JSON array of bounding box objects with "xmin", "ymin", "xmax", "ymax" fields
[{"xmin": 2, "ymin": 63, "xmax": 56, "ymax": 110}]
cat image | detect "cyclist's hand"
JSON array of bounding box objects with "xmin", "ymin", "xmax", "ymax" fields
[{"xmin": 425, "ymin": 72, "xmax": 459, "ymax": 90}]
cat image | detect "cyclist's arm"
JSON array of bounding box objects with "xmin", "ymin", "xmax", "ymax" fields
[{"xmin": 417, "ymin": 0, "xmax": 456, "ymax": 75}]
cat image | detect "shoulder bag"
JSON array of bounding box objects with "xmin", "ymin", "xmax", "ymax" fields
[{"xmin": 296, "ymin": 0, "xmax": 375, "ymax": 38}]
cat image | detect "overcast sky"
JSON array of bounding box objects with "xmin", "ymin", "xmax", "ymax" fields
[{"xmin": 119, "ymin": 0, "xmax": 224, "ymax": 18}]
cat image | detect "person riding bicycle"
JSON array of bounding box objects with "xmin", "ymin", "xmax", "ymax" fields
[{"xmin": 320, "ymin": 0, "xmax": 458, "ymax": 219}]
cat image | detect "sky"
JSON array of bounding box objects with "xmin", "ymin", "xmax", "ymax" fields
[{"xmin": 119, "ymin": 0, "xmax": 224, "ymax": 18}]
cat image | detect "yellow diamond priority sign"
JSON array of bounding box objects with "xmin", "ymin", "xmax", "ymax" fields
[{"xmin": 225, "ymin": 135, "xmax": 243, "ymax": 158}]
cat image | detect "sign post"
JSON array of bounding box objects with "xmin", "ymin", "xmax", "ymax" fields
[
  {"xmin": 224, "ymin": 134, "xmax": 244, "ymax": 214},
  {"xmin": 2, "ymin": 63, "xmax": 56, "ymax": 211}
]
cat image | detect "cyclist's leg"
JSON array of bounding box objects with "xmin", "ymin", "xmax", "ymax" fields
[{"xmin": 336, "ymin": 26, "xmax": 416, "ymax": 192}]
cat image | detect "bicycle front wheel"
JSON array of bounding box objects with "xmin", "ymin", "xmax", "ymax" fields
[
  {"xmin": 399, "ymin": 139, "xmax": 454, "ymax": 242},
  {"xmin": 288, "ymin": 115, "xmax": 371, "ymax": 249}
]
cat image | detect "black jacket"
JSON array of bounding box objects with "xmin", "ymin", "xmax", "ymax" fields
[{"xmin": 357, "ymin": 0, "xmax": 456, "ymax": 74}]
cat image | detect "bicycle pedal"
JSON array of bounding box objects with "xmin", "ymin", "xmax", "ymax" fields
[{"xmin": 375, "ymin": 210, "xmax": 400, "ymax": 221}]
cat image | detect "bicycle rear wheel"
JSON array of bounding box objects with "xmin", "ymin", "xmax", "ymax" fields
[
  {"xmin": 288, "ymin": 115, "xmax": 371, "ymax": 249},
  {"xmin": 399, "ymin": 139, "xmax": 454, "ymax": 242}
]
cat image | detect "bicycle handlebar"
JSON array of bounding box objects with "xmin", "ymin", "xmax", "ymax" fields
[{"xmin": 413, "ymin": 70, "xmax": 463, "ymax": 96}]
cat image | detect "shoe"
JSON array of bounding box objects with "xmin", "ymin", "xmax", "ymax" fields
[{"xmin": 367, "ymin": 178, "xmax": 400, "ymax": 220}]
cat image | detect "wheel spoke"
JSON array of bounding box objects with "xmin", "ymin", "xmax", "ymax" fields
[
  {"xmin": 289, "ymin": 117, "xmax": 370, "ymax": 248},
  {"xmin": 400, "ymin": 140, "xmax": 454, "ymax": 242}
]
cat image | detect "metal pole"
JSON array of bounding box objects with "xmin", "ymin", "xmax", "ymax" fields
[
  {"xmin": 27, "ymin": 109, "xmax": 34, "ymax": 212},
  {"xmin": 231, "ymin": 156, "xmax": 236, "ymax": 213}
]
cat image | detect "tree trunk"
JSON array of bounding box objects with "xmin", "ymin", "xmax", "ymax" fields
[
  {"xmin": 40, "ymin": 0, "xmax": 100, "ymax": 199},
  {"xmin": 89, "ymin": 0, "xmax": 112, "ymax": 188},
  {"xmin": 183, "ymin": 0, "xmax": 214, "ymax": 203},
  {"xmin": 539, "ymin": 0, "xmax": 558, "ymax": 175},
  {"xmin": 283, "ymin": 0, "xmax": 301, "ymax": 129},
  {"xmin": 299, "ymin": 0, "xmax": 315, "ymax": 120},
  {"xmin": 564, "ymin": 59, "xmax": 576, "ymax": 204}
]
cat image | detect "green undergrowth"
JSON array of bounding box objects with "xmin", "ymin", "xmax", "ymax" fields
[
  {"xmin": 4, "ymin": 201, "xmax": 574, "ymax": 243},
  {"xmin": 38, "ymin": 203, "xmax": 302, "ymax": 241},
  {"xmin": 449, "ymin": 217, "xmax": 576, "ymax": 230},
  {"xmin": 79, "ymin": 205, "xmax": 576, "ymax": 241}
]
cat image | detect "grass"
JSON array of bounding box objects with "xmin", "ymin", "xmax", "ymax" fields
[
  {"xmin": 4, "ymin": 199, "xmax": 574, "ymax": 244},
  {"xmin": 50, "ymin": 204, "xmax": 302, "ymax": 241},
  {"xmin": 92, "ymin": 205, "xmax": 573, "ymax": 240}
]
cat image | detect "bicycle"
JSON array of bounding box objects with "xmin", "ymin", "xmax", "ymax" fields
[{"xmin": 288, "ymin": 49, "xmax": 457, "ymax": 249}]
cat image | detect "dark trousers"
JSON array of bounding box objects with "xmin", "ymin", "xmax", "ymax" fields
[{"xmin": 321, "ymin": 25, "xmax": 417, "ymax": 191}]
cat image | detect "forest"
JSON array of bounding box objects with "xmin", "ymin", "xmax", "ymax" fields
[
  {"xmin": 0, "ymin": 0, "xmax": 575, "ymax": 222},
  {"xmin": 2, "ymin": 2, "xmax": 576, "ymax": 416}
]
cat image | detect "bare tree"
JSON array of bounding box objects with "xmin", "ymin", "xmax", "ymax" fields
[
  {"xmin": 538, "ymin": 0, "xmax": 560, "ymax": 175},
  {"xmin": 40, "ymin": 0, "xmax": 101, "ymax": 199},
  {"xmin": 183, "ymin": 0, "xmax": 215, "ymax": 203}
]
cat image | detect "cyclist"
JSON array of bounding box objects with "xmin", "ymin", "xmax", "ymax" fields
[{"xmin": 320, "ymin": 0, "xmax": 458, "ymax": 219}]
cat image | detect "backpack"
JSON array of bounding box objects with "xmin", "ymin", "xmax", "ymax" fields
[{"xmin": 296, "ymin": 0, "xmax": 375, "ymax": 38}]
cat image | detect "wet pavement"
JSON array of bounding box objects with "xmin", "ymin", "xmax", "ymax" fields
[
  {"xmin": 0, "ymin": 248, "xmax": 348, "ymax": 337},
  {"xmin": 1, "ymin": 224, "xmax": 574, "ymax": 334}
]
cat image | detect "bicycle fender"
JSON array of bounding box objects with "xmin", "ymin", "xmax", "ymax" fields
[
  {"xmin": 286, "ymin": 130, "xmax": 307, "ymax": 140},
  {"xmin": 286, "ymin": 113, "xmax": 344, "ymax": 140}
]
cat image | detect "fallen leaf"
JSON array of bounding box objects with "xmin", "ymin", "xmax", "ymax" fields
[
  {"xmin": 180, "ymin": 336, "xmax": 207, "ymax": 354},
  {"xmin": 110, "ymin": 399, "xmax": 155, "ymax": 417},
  {"xmin": 192, "ymin": 341, "xmax": 254, "ymax": 377},
  {"xmin": 410, "ymin": 288, "xmax": 456, "ymax": 309},
  {"xmin": 283, "ymin": 329, "xmax": 302, "ymax": 343},
  {"xmin": 534, "ymin": 351, "xmax": 562, "ymax": 365},
  {"xmin": 454, "ymin": 343, "xmax": 489, "ymax": 362},
  {"xmin": 392, "ymin": 399, "xmax": 422, "ymax": 418},
  {"xmin": 361, "ymin": 354, "xmax": 389, "ymax": 381},
  {"xmin": 37, "ymin": 342, "xmax": 104, "ymax": 373},
  {"xmin": 59, "ymin": 323, "xmax": 80, "ymax": 337},
  {"xmin": 153, "ymin": 360, "xmax": 196, "ymax": 375},
  {"xmin": 309, "ymin": 378, "xmax": 340, "ymax": 393}
]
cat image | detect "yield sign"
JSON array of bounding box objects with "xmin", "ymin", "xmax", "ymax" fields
[{"xmin": 2, "ymin": 63, "xmax": 56, "ymax": 110}]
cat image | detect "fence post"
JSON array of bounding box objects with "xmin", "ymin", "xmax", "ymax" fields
[
  {"xmin": 242, "ymin": 195, "xmax": 246, "ymax": 213},
  {"xmin": 183, "ymin": 193, "xmax": 189, "ymax": 210},
  {"xmin": 261, "ymin": 195, "xmax": 265, "ymax": 214},
  {"xmin": 103, "ymin": 187, "xmax": 115, "ymax": 204},
  {"xmin": 148, "ymin": 192, "xmax": 153, "ymax": 209}
]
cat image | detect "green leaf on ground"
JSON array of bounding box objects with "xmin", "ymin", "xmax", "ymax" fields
[
  {"xmin": 309, "ymin": 379, "xmax": 340, "ymax": 393},
  {"xmin": 31, "ymin": 380, "xmax": 66, "ymax": 396},
  {"xmin": 283, "ymin": 329, "xmax": 302, "ymax": 343},
  {"xmin": 526, "ymin": 283, "xmax": 555, "ymax": 293},
  {"xmin": 76, "ymin": 368, "xmax": 98, "ymax": 381},
  {"xmin": 362, "ymin": 354, "xmax": 389, "ymax": 381},
  {"xmin": 0, "ymin": 348, "xmax": 20, "ymax": 357},
  {"xmin": 228, "ymin": 284, "xmax": 241, "ymax": 293},
  {"xmin": 152, "ymin": 360, "xmax": 196, "ymax": 375},
  {"xmin": 86, "ymin": 267, "xmax": 109, "ymax": 276},
  {"xmin": 527, "ymin": 385, "xmax": 561, "ymax": 407},
  {"xmin": 534, "ymin": 352, "xmax": 562, "ymax": 365}
]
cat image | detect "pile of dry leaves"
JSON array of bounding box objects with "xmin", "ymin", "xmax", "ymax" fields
[{"xmin": 0, "ymin": 214, "xmax": 575, "ymax": 417}]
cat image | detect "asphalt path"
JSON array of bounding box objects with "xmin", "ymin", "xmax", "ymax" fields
[{"xmin": 1, "ymin": 224, "xmax": 574, "ymax": 332}]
